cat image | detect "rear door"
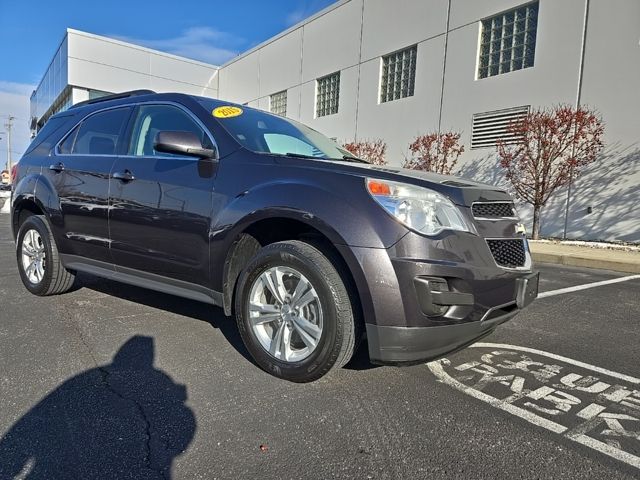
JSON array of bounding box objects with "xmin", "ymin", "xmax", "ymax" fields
[
  {"xmin": 52, "ymin": 106, "xmax": 132, "ymax": 264},
  {"xmin": 108, "ymin": 103, "xmax": 218, "ymax": 286}
]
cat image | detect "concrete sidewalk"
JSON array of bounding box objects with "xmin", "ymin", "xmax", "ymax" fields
[{"xmin": 530, "ymin": 241, "xmax": 640, "ymax": 274}]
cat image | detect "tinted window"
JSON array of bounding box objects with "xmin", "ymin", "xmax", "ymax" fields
[
  {"xmin": 72, "ymin": 108, "xmax": 130, "ymax": 155},
  {"xmin": 25, "ymin": 115, "xmax": 73, "ymax": 155},
  {"xmin": 128, "ymin": 104, "xmax": 213, "ymax": 157},
  {"xmin": 58, "ymin": 125, "xmax": 79, "ymax": 154}
]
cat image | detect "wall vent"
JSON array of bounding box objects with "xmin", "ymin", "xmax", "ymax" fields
[{"xmin": 471, "ymin": 105, "xmax": 529, "ymax": 149}]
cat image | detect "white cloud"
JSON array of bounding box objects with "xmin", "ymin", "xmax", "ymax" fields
[
  {"xmin": 114, "ymin": 27, "xmax": 243, "ymax": 66},
  {"xmin": 0, "ymin": 81, "xmax": 35, "ymax": 169},
  {"xmin": 285, "ymin": 0, "xmax": 332, "ymax": 26}
]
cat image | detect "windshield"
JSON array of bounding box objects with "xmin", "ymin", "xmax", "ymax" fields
[{"xmin": 197, "ymin": 99, "xmax": 359, "ymax": 161}]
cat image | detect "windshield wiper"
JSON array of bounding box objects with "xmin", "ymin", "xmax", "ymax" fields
[
  {"xmin": 341, "ymin": 155, "xmax": 369, "ymax": 164},
  {"xmin": 285, "ymin": 152, "xmax": 330, "ymax": 160},
  {"xmin": 282, "ymin": 152, "xmax": 369, "ymax": 164}
]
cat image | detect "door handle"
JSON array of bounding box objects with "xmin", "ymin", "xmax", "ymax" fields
[
  {"xmin": 112, "ymin": 170, "xmax": 135, "ymax": 182},
  {"xmin": 49, "ymin": 162, "xmax": 65, "ymax": 173}
]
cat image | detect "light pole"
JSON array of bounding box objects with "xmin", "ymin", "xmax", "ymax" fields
[
  {"xmin": 4, "ymin": 116, "xmax": 15, "ymax": 173},
  {"xmin": 0, "ymin": 132, "xmax": 6, "ymax": 186}
]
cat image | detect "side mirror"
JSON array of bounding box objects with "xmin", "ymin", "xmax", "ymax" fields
[{"xmin": 154, "ymin": 131, "xmax": 218, "ymax": 160}]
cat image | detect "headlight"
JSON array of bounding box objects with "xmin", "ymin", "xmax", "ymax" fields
[{"xmin": 366, "ymin": 178, "xmax": 473, "ymax": 235}]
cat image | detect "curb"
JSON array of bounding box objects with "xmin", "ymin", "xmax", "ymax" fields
[{"xmin": 532, "ymin": 252, "xmax": 640, "ymax": 274}]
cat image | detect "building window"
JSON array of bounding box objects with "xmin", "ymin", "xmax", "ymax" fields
[
  {"xmin": 478, "ymin": 2, "xmax": 539, "ymax": 79},
  {"xmin": 471, "ymin": 105, "xmax": 530, "ymax": 149},
  {"xmin": 270, "ymin": 90, "xmax": 287, "ymax": 117},
  {"xmin": 316, "ymin": 72, "xmax": 340, "ymax": 117},
  {"xmin": 88, "ymin": 89, "xmax": 112, "ymax": 100},
  {"xmin": 380, "ymin": 45, "xmax": 417, "ymax": 103}
]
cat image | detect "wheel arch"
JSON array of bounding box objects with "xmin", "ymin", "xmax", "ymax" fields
[
  {"xmin": 11, "ymin": 173, "xmax": 60, "ymax": 241},
  {"xmin": 221, "ymin": 215, "xmax": 372, "ymax": 340},
  {"xmin": 11, "ymin": 198, "xmax": 46, "ymax": 239}
]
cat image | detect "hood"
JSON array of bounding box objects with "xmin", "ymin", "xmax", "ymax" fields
[{"xmin": 282, "ymin": 157, "xmax": 513, "ymax": 207}]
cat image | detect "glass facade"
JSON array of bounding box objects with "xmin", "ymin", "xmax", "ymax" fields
[{"xmin": 31, "ymin": 36, "xmax": 69, "ymax": 124}]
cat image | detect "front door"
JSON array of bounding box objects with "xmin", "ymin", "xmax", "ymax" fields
[
  {"xmin": 52, "ymin": 106, "xmax": 132, "ymax": 264},
  {"xmin": 108, "ymin": 103, "xmax": 218, "ymax": 287}
]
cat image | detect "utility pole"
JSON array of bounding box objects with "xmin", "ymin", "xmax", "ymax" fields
[
  {"xmin": 562, "ymin": 0, "xmax": 590, "ymax": 239},
  {"xmin": 4, "ymin": 115, "xmax": 15, "ymax": 173}
]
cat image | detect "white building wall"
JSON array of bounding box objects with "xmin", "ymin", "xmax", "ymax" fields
[
  {"xmin": 218, "ymin": 53, "xmax": 259, "ymax": 104},
  {"xmin": 359, "ymin": 0, "xmax": 446, "ymax": 59},
  {"xmin": 547, "ymin": 0, "xmax": 640, "ymax": 242},
  {"xmin": 66, "ymin": 29, "xmax": 219, "ymax": 99},
  {"xmin": 355, "ymin": 37, "xmax": 445, "ymax": 160},
  {"xmin": 355, "ymin": 0, "xmax": 448, "ymax": 159},
  {"xmin": 31, "ymin": 1, "xmax": 640, "ymax": 242},
  {"xmin": 442, "ymin": 0, "xmax": 587, "ymax": 238},
  {"xmin": 257, "ymin": 28, "xmax": 304, "ymax": 113},
  {"xmin": 215, "ymin": 0, "xmax": 639, "ymax": 242}
]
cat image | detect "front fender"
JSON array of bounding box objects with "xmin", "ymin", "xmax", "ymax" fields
[
  {"xmin": 210, "ymin": 178, "xmax": 406, "ymax": 322},
  {"xmin": 213, "ymin": 179, "xmax": 407, "ymax": 249}
]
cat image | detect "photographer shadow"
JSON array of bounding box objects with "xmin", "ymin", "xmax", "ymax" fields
[{"xmin": 0, "ymin": 336, "xmax": 195, "ymax": 479}]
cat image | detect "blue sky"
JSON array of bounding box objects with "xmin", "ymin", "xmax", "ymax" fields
[{"xmin": 0, "ymin": 0, "xmax": 335, "ymax": 165}]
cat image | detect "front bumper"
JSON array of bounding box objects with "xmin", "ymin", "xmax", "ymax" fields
[
  {"xmin": 366, "ymin": 310, "xmax": 513, "ymax": 365},
  {"xmin": 339, "ymin": 229, "xmax": 539, "ymax": 365},
  {"xmin": 366, "ymin": 271, "xmax": 538, "ymax": 364}
]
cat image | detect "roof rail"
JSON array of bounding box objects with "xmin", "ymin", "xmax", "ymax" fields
[{"xmin": 70, "ymin": 89, "xmax": 156, "ymax": 109}]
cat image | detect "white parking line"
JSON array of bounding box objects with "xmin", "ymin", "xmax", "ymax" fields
[
  {"xmin": 428, "ymin": 343, "xmax": 640, "ymax": 470},
  {"xmin": 474, "ymin": 343, "xmax": 640, "ymax": 384},
  {"xmin": 538, "ymin": 275, "xmax": 640, "ymax": 299}
]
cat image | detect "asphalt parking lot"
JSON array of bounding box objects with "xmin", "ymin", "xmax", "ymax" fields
[{"xmin": 0, "ymin": 213, "xmax": 638, "ymax": 479}]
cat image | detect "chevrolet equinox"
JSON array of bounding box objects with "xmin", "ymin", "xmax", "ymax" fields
[{"xmin": 11, "ymin": 90, "xmax": 539, "ymax": 382}]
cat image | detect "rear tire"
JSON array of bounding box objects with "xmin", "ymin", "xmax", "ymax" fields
[
  {"xmin": 235, "ymin": 240, "xmax": 355, "ymax": 382},
  {"xmin": 16, "ymin": 215, "xmax": 75, "ymax": 296}
]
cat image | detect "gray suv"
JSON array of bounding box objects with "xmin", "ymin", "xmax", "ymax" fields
[{"xmin": 11, "ymin": 90, "xmax": 538, "ymax": 382}]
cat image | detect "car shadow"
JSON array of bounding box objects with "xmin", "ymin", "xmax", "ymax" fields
[
  {"xmin": 77, "ymin": 272, "xmax": 258, "ymax": 368},
  {"xmin": 76, "ymin": 272, "xmax": 377, "ymax": 372},
  {"xmin": 0, "ymin": 336, "xmax": 196, "ymax": 479}
]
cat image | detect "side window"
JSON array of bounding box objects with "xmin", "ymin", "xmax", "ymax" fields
[
  {"xmin": 128, "ymin": 104, "xmax": 213, "ymax": 157},
  {"xmin": 68, "ymin": 108, "xmax": 130, "ymax": 155},
  {"xmin": 58, "ymin": 125, "xmax": 79, "ymax": 154}
]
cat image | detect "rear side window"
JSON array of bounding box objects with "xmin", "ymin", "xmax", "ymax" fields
[
  {"xmin": 24, "ymin": 115, "xmax": 74, "ymax": 155},
  {"xmin": 61, "ymin": 108, "xmax": 131, "ymax": 155},
  {"xmin": 58, "ymin": 125, "xmax": 79, "ymax": 154}
]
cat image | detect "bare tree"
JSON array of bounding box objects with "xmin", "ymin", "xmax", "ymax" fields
[
  {"xmin": 497, "ymin": 105, "xmax": 604, "ymax": 239},
  {"xmin": 403, "ymin": 132, "xmax": 465, "ymax": 175},
  {"xmin": 342, "ymin": 139, "xmax": 387, "ymax": 165}
]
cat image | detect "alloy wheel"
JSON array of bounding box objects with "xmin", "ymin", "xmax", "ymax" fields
[
  {"xmin": 248, "ymin": 266, "xmax": 323, "ymax": 362},
  {"xmin": 21, "ymin": 229, "xmax": 46, "ymax": 284}
]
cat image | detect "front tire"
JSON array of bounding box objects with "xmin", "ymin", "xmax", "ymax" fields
[
  {"xmin": 235, "ymin": 240, "xmax": 355, "ymax": 382},
  {"xmin": 16, "ymin": 215, "xmax": 75, "ymax": 296}
]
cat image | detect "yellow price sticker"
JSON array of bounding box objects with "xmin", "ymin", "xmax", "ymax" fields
[{"xmin": 212, "ymin": 106, "xmax": 243, "ymax": 118}]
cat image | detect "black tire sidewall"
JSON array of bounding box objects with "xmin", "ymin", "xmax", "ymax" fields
[
  {"xmin": 16, "ymin": 216, "xmax": 55, "ymax": 295},
  {"xmin": 236, "ymin": 243, "xmax": 345, "ymax": 382}
]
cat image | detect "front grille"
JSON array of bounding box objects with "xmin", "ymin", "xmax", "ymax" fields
[
  {"xmin": 472, "ymin": 202, "xmax": 516, "ymax": 218},
  {"xmin": 486, "ymin": 239, "xmax": 527, "ymax": 268}
]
